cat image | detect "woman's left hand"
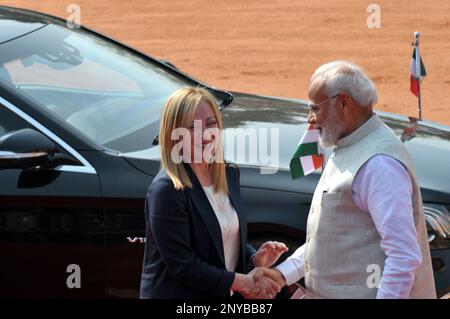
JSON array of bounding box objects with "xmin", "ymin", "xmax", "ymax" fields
[{"xmin": 252, "ymin": 241, "xmax": 289, "ymax": 268}]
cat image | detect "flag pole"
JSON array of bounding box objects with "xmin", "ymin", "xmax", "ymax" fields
[{"xmin": 414, "ymin": 31, "xmax": 422, "ymax": 121}]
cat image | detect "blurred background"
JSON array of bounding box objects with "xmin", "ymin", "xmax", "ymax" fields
[{"xmin": 3, "ymin": 0, "xmax": 450, "ymax": 124}]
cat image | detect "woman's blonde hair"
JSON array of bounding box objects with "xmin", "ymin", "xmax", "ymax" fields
[{"xmin": 159, "ymin": 86, "xmax": 228, "ymax": 194}]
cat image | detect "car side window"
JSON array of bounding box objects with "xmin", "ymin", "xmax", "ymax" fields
[{"xmin": 0, "ymin": 105, "xmax": 31, "ymax": 140}]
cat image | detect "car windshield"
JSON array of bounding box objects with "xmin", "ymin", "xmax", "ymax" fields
[{"xmin": 0, "ymin": 23, "xmax": 190, "ymax": 152}]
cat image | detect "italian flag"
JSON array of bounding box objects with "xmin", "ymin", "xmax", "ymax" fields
[
  {"xmin": 410, "ymin": 46, "xmax": 426, "ymax": 97},
  {"xmin": 289, "ymin": 124, "xmax": 323, "ymax": 180}
]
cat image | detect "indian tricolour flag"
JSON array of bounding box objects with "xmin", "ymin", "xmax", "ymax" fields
[
  {"xmin": 410, "ymin": 45, "xmax": 426, "ymax": 97},
  {"xmin": 289, "ymin": 124, "xmax": 323, "ymax": 180}
]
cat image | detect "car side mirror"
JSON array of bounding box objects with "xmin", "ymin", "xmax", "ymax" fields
[{"xmin": 0, "ymin": 128, "xmax": 56, "ymax": 169}]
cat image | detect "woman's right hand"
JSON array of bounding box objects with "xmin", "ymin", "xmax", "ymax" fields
[{"xmin": 231, "ymin": 267, "xmax": 281, "ymax": 299}]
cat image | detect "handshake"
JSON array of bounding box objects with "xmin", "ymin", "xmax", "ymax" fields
[{"xmin": 231, "ymin": 241, "xmax": 289, "ymax": 299}]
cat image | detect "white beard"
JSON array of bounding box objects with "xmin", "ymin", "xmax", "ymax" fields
[{"xmin": 318, "ymin": 104, "xmax": 344, "ymax": 148}]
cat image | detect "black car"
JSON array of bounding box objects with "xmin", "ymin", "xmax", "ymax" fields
[{"xmin": 0, "ymin": 6, "xmax": 449, "ymax": 298}]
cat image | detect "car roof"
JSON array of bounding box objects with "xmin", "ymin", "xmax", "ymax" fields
[{"xmin": 0, "ymin": 6, "xmax": 54, "ymax": 44}]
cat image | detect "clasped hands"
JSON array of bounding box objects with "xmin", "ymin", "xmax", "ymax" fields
[{"xmin": 232, "ymin": 241, "xmax": 288, "ymax": 299}]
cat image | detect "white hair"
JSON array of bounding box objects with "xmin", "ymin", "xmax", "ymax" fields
[{"xmin": 310, "ymin": 60, "xmax": 377, "ymax": 107}]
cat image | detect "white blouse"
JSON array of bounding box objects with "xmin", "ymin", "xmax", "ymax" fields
[{"xmin": 202, "ymin": 185, "xmax": 240, "ymax": 272}]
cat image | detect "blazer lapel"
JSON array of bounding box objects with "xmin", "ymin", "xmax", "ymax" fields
[{"xmin": 185, "ymin": 165, "xmax": 226, "ymax": 266}]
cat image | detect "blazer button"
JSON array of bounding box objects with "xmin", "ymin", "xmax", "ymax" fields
[{"xmin": 305, "ymin": 263, "xmax": 309, "ymax": 272}]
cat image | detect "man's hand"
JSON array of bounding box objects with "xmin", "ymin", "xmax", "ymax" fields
[
  {"xmin": 231, "ymin": 267, "xmax": 281, "ymax": 299},
  {"xmin": 255, "ymin": 267, "xmax": 287, "ymax": 288},
  {"xmin": 253, "ymin": 241, "xmax": 289, "ymax": 268}
]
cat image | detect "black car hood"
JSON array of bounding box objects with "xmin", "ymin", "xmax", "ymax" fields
[
  {"xmin": 222, "ymin": 92, "xmax": 450, "ymax": 200},
  {"xmin": 124, "ymin": 91, "xmax": 450, "ymax": 202}
]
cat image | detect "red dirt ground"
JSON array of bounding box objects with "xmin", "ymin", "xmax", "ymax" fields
[{"xmin": 3, "ymin": 0, "xmax": 450, "ymax": 125}]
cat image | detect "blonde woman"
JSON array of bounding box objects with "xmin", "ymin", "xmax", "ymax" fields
[{"xmin": 139, "ymin": 87, "xmax": 288, "ymax": 299}]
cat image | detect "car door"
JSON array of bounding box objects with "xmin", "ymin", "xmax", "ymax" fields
[{"xmin": 0, "ymin": 101, "xmax": 106, "ymax": 298}]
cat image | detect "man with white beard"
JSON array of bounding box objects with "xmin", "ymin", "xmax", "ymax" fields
[{"xmin": 259, "ymin": 60, "xmax": 436, "ymax": 299}]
